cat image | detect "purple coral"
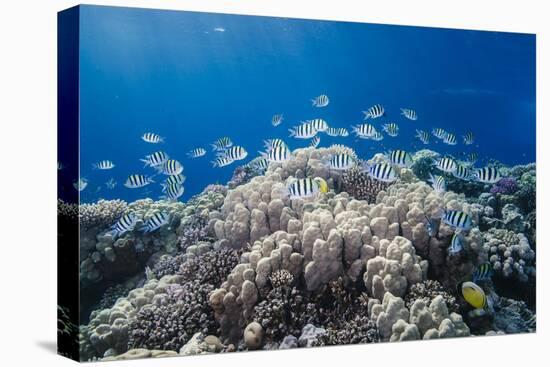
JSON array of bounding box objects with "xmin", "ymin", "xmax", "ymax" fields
[{"xmin": 490, "ymin": 177, "xmax": 519, "ymax": 195}]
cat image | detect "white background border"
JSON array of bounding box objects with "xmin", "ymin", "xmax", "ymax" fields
[{"xmin": 0, "ymin": 1, "xmax": 546, "ymax": 366}]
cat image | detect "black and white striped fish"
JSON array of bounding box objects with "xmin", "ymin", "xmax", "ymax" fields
[
  {"xmin": 220, "ymin": 146, "xmax": 248, "ymax": 161},
  {"xmin": 327, "ymin": 153, "xmax": 356, "ymax": 170},
  {"xmin": 156, "ymin": 159, "xmax": 184, "ymax": 175},
  {"xmin": 211, "ymin": 137, "xmax": 233, "ymax": 151},
  {"xmin": 187, "ymin": 148, "xmax": 206, "ymax": 158},
  {"xmin": 387, "ymin": 150, "xmax": 413, "ymax": 167},
  {"xmin": 124, "ymin": 174, "xmax": 154, "ymax": 188},
  {"xmin": 432, "ymin": 128, "xmax": 448, "ymax": 140},
  {"xmin": 466, "ymin": 152, "xmax": 478, "ymax": 164},
  {"xmin": 382, "ymin": 123, "xmax": 399, "ymax": 137},
  {"xmin": 372, "ymin": 131, "xmax": 384, "ymax": 141},
  {"xmin": 415, "ymin": 130, "xmax": 430, "ymax": 144},
  {"xmin": 449, "ymin": 231, "xmax": 464, "ymax": 254},
  {"xmin": 310, "ymin": 136, "xmax": 320, "ymax": 148},
  {"xmin": 272, "ymin": 114, "xmax": 284, "ymax": 127},
  {"xmin": 264, "ymin": 139, "xmax": 287, "ymax": 150},
  {"xmin": 263, "ymin": 145, "xmax": 292, "ymax": 163},
  {"xmin": 473, "ymin": 263, "xmax": 493, "ymax": 283},
  {"xmin": 92, "ymin": 160, "xmax": 115, "ymax": 170},
  {"xmin": 337, "ymin": 128, "xmax": 349, "ymax": 137},
  {"xmin": 366, "ymin": 162, "xmax": 398, "ymax": 182},
  {"xmin": 287, "ymin": 177, "xmax": 325, "ymax": 199},
  {"xmin": 141, "ymin": 212, "xmax": 170, "ymax": 233},
  {"xmin": 308, "ymin": 118, "xmax": 329, "ymax": 132},
  {"xmin": 311, "ymin": 94, "xmax": 329, "ymax": 107},
  {"xmin": 326, "ymin": 127, "xmax": 340, "ymax": 137},
  {"xmin": 141, "ymin": 151, "xmax": 169, "ymax": 167},
  {"xmin": 161, "ymin": 174, "xmax": 186, "ymax": 191},
  {"xmin": 212, "ymin": 156, "xmax": 235, "ymax": 168},
  {"xmin": 471, "ymin": 167, "xmax": 501, "ymax": 184},
  {"xmin": 443, "ymin": 132, "xmax": 457, "ymax": 145},
  {"xmin": 442, "ymin": 210, "xmax": 473, "ymax": 231},
  {"xmin": 435, "ymin": 157, "xmax": 457, "ymax": 173},
  {"xmin": 289, "ymin": 122, "xmax": 318, "ymax": 139},
  {"xmin": 400, "ymin": 108, "xmax": 418, "ymax": 121},
  {"xmin": 463, "ymin": 132, "xmax": 475, "ymax": 145},
  {"xmin": 428, "ymin": 174, "xmax": 446, "ymax": 193},
  {"xmin": 362, "ymin": 104, "xmax": 385, "ymax": 119},
  {"xmin": 109, "ymin": 213, "xmax": 139, "ymax": 237},
  {"xmin": 248, "ymin": 157, "xmax": 270, "ymax": 171},
  {"xmin": 142, "ymin": 132, "xmax": 164, "ymax": 144},
  {"xmin": 352, "ymin": 123, "xmax": 377, "ymax": 139},
  {"xmin": 162, "ymin": 183, "xmax": 184, "ymax": 201},
  {"xmin": 453, "ymin": 165, "xmax": 471, "ymax": 180}
]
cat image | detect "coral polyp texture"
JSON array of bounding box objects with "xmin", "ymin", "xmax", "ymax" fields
[{"xmin": 73, "ymin": 146, "xmax": 536, "ymax": 361}]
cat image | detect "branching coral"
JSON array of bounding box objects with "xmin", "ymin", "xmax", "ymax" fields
[{"xmin": 177, "ymin": 212, "xmax": 213, "ymax": 251}]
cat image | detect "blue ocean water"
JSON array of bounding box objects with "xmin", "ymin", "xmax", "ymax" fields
[{"xmin": 77, "ymin": 5, "xmax": 535, "ymax": 203}]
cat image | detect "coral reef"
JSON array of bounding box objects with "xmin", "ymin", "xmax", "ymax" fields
[
  {"xmin": 341, "ymin": 167, "xmax": 391, "ymax": 203},
  {"xmin": 79, "ymin": 199, "xmax": 128, "ymax": 232},
  {"xmin": 404, "ymin": 280, "xmax": 459, "ymax": 313}
]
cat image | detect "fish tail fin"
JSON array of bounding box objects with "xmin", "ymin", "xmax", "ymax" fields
[
  {"xmin": 91, "ymin": 163, "xmax": 97, "ymax": 170},
  {"xmin": 288, "ymin": 129, "xmax": 296, "ymax": 138},
  {"xmin": 361, "ymin": 112, "xmax": 370, "ymax": 120},
  {"xmin": 139, "ymin": 159, "xmax": 150, "ymax": 167},
  {"xmin": 311, "ymin": 99, "xmax": 317, "ymax": 106}
]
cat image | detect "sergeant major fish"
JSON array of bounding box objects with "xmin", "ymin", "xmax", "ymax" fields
[
  {"xmin": 449, "ymin": 231, "xmax": 464, "ymax": 254},
  {"xmin": 429, "ymin": 174, "xmax": 446, "ymax": 193},
  {"xmin": 289, "ymin": 122, "xmax": 318, "ymax": 139},
  {"xmin": 161, "ymin": 183, "xmax": 184, "ymax": 201},
  {"xmin": 161, "ymin": 174, "xmax": 186, "ymax": 191},
  {"xmin": 310, "ymin": 136, "xmax": 320, "ymax": 148},
  {"xmin": 463, "ymin": 132, "xmax": 475, "ymax": 145},
  {"xmin": 382, "ymin": 123, "xmax": 399, "ymax": 137},
  {"xmin": 364, "ymin": 162, "xmax": 398, "ymax": 183},
  {"xmin": 400, "ymin": 108, "xmax": 418, "ymax": 121},
  {"xmin": 141, "ymin": 151, "xmax": 169, "ymax": 167},
  {"xmin": 352, "ymin": 123, "xmax": 377, "ymax": 139},
  {"xmin": 219, "ymin": 146, "xmax": 248, "ymax": 161},
  {"xmin": 443, "ymin": 132, "xmax": 457, "ymax": 145},
  {"xmin": 415, "ymin": 130, "xmax": 430, "ymax": 144},
  {"xmin": 187, "ymin": 148, "xmax": 207, "ymax": 158},
  {"xmin": 471, "ymin": 167, "xmax": 501, "ymax": 184},
  {"xmin": 473, "ymin": 263, "xmax": 494, "ymax": 283},
  {"xmin": 272, "ymin": 114, "xmax": 284, "ymax": 127},
  {"xmin": 156, "ymin": 159, "xmax": 184, "ymax": 176},
  {"xmin": 108, "ymin": 213, "xmax": 139, "ymax": 238},
  {"xmin": 362, "ymin": 104, "xmax": 385, "ymax": 119},
  {"xmin": 311, "ymin": 94, "xmax": 329, "ymax": 107},
  {"xmin": 211, "ymin": 137, "xmax": 233, "ymax": 151},
  {"xmin": 124, "ymin": 174, "xmax": 154, "ymax": 188},
  {"xmin": 141, "ymin": 212, "xmax": 170, "ymax": 233},
  {"xmin": 287, "ymin": 177, "xmax": 328, "ymax": 200},
  {"xmin": 327, "ymin": 153, "xmax": 356, "ymax": 171},
  {"xmin": 141, "ymin": 132, "xmax": 164, "ymax": 144},
  {"xmin": 387, "ymin": 149, "xmax": 413, "ymax": 168},
  {"xmin": 442, "ymin": 210, "xmax": 473, "ymax": 231},
  {"xmin": 92, "ymin": 160, "xmax": 115, "ymax": 170}
]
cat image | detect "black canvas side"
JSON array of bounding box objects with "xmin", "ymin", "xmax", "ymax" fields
[{"xmin": 57, "ymin": 5, "xmax": 80, "ymax": 361}]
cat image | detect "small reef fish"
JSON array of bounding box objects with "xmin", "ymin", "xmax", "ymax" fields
[
  {"xmin": 109, "ymin": 213, "xmax": 139, "ymax": 238},
  {"xmin": 365, "ymin": 162, "xmax": 398, "ymax": 183},
  {"xmin": 141, "ymin": 212, "xmax": 170, "ymax": 233},
  {"xmin": 311, "ymin": 94, "xmax": 329, "ymax": 107},
  {"xmin": 387, "ymin": 149, "xmax": 413, "ymax": 168},
  {"xmin": 213, "ymin": 27, "xmax": 225, "ymax": 32},
  {"xmin": 187, "ymin": 148, "xmax": 207, "ymax": 158},
  {"xmin": 141, "ymin": 132, "xmax": 164, "ymax": 144},
  {"xmin": 432, "ymin": 128, "xmax": 448, "ymax": 140},
  {"xmin": 382, "ymin": 123, "xmax": 399, "ymax": 137},
  {"xmin": 449, "ymin": 231, "xmax": 464, "ymax": 254},
  {"xmin": 473, "ymin": 263, "xmax": 494, "ymax": 283},
  {"xmin": 337, "ymin": 128, "xmax": 349, "ymax": 137},
  {"xmin": 161, "ymin": 183, "xmax": 184, "ymax": 201},
  {"xmin": 264, "ymin": 145, "xmax": 292, "ymax": 163},
  {"xmin": 211, "ymin": 137, "xmax": 233, "ymax": 151},
  {"xmin": 248, "ymin": 157, "xmax": 270, "ymax": 171},
  {"xmin": 73, "ymin": 178, "xmax": 88, "ymax": 191},
  {"xmin": 326, "ymin": 127, "xmax": 340, "ymax": 137},
  {"xmin": 463, "ymin": 132, "xmax": 475, "ymax": 145},
  {"xmin": 435, "ymin": 157, "xmax": 458, "ymax": 173},
  {"xmin": 415, "ymin": 130, "xmax": 430, "ymax": 144},
  {"xmin": 156, "ymin": 159, "xmax": 184, "ymax": 176},
  {"xmin": 287, "ymin": 177, "xmax": 328, "ymax": 199},
  {"xmin": 453, "ymin": 165, "xmax": 471, "ymax": 180},
  {"xmin": 310, "ymin": 136, "xmax": 320, "ymax": 148},
  {"xmin": 461, "ymin": 281, "xmax": 487, "ymax": 310},
  {"xmin": 161, "ymin": 174, "xmax": 186, "ymax": 191},
  {"xmin": 400, "ymin": 108, "xmax": 418, "ymax": 121},
  {"xmin": 352, "ymin": 123, "xmax": 377, "ymax": 139},
  {"xmin": 308, "ymin": 118, "xmax": 329, "ymax": 132},
  {"xmin": 219, "ymin": 146, "xmax": 248, "ymax": 161},
  {"xmin": 424, "ymin": 215, "xmax": 439, "ymax": 238},
  {"xmin": 141, "ymin": 151, "xmax": 169, "ymax": 167},
  {"xmin": 92, "ymin": 160, "xmax": 115, "ymax": 170},
  {"xmin": 471, "ymin": 167, "xmax": 501, "ymax": 184},
  {"xmin": 124, "ymin": 174, "xmax": 154, "ymax": 188},
  {"xmin": 362, "ymin": 104, "xmax": 385, "ymax": 119},
  {"xmin": 272, "ymin": 114, "xmax": 284, "ymax": 127},
  {"xmin": 371, "ymin": 131, "xmax": 384, "ymax": 141},
  {"xmin": 327, "ymin": 153, "xmax": 356, "ymax": 171},
  {"xmin": 443, "ymin": 132, "xmax": 457, "ymax": 145},
  {"xmin": 105, "ymin": 178, "xmax": 117, "ymax": 189},
  {"xmin": 466, "ymin": 152, "xmax": 478, "ymax": 164},
  {"xmin": 429, "ymin": 174, "xmax": 446, "ymax": 193},
  {"xmin": 289, "ymin": 122, "xmax": 318, "ymax": 139},
  {"xmin": 442, "ymin": 210, "xmax": 473, "ymax": 231},
  {"xmin": 264, "ymin": 139, "xmax": 287, "ymax": 150},
  {"xmin": 212, "ymin": 156, "xmax": 235, "ymax": 167}
]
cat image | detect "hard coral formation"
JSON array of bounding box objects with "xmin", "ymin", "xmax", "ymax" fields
[
  {"xmin": 484, "ymin": 228, "xmax": 535, "ymax": 282},
  {"xmin": 404, "ymin": 280, "xmax": 459, "ymax": 313},
  {"xmin": 341, "ymin": 167, "xmax": 391, "ymax": 203},
  {"xmin": 79, "ymin": 199, "xmax": 128, "ymax": 231}
]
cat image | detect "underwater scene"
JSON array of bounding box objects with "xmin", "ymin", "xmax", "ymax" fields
[{"xmin": 57, "ymin": 5, "xmax": 536, "ymax": 361}]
